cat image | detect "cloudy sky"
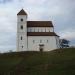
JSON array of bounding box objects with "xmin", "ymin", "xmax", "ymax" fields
[{"xmin": 0, "ymin": 0, "xmax": 75, "ymax": 52}]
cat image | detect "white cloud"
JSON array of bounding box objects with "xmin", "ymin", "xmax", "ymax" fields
[{"xmin": 60, "ymin": 31, "xmax": 75, "ymax": 40}]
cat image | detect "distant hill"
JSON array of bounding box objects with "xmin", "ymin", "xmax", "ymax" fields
[{"xmin": 0, "ymin": 48, "xmax": 75, "ymax": 75}]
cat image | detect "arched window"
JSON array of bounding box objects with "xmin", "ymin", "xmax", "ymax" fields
[
  {"xmin": 40, "ymin": 40, "xmax": 42, "ymax": 43},
  {"xmin": 49, "ymin": 29, "xmax": 50, "ymax": 32},
  {"xmin": 34, "ymin": 28, "xmax": 35, "ymax": 32},
  {"xmin": 38, "ymin": 28, "xmax": 39, "ymax": 32},
  {"xmin": 30, "ymin": 29, "xmax": 32, "ymax": 32},
  {"xmin": 22, "ymin": 46, "xmax": 23, "ymax": 48},
  {"xmin": 21, "ymin": 25, "xmax": 23, "ymax": 29},
  {"xmin": 45, "ymin": 28, "xmax": 46, "ymax": 32},
  {"xmin": 41, "ymin": 28, "xmax": 42, "ymax": 32},
  {"xmin": 21, "ymin": 18, "xmax": 23, "ymax": 21},
  {"xmin": 33, "ymin": 40, "xmax": 35, "ymax": 43},
  {"xmin": 47, "ymin": 40, "xmax": 48, "ymax": 43},
  {"xmin": 21, "ymin": 36, "xmax": 22, "ymax": 40}
]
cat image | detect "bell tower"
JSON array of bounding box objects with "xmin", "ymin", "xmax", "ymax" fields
[{"xmin": 17, "ymin": 9, "xmax": 27, "ymax": 51}]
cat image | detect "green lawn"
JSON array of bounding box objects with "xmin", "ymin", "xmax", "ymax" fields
[{"xmin": 0, "ymin": 48, "xmax": 75, "ymax": 75}]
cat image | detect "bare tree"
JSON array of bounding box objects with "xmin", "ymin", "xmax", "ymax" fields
[{"xmin": 60, "ymin": 39, "xmax": 70, "ymax": 48}]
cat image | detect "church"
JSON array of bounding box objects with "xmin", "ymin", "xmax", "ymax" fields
[{"xmin": 17, "ymin": 9, "xmax": 60, "ymax": 51}]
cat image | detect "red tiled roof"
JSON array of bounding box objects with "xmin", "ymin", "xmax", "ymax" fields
[
  {"xmin": 27, "ymin": 21, "xmax": 53, "ymax": 27},
  {"xmin": 27, "ymin": 32, "xmax": 59, "ymax": 36},
  {"xmin": 17, "ymin": 9, "xmax": 27, "ymax": 15}
]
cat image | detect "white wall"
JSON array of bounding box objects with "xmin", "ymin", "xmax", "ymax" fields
[
  {"xmin": 17, "ymin": 15, "xmax": 59, "ymax": 52},
  {"xmin": 17, "ymin": 15, "xmax": 27, "ymax": 33},
  {"xmin": 17, "ymin": 15, "xmax": 27, "ymax": 51},
  {"xmin": 28, "ymin": 36, "xmax": 59, "ymax": 51},
  {"xmin": 27, "ymin": 27, "xmax": 54, "ymax": 32},
  {"xmin": 55, "ymin": 36, "xmax": 60, "ymax": 48}
]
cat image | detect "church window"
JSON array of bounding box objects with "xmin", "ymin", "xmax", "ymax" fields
[
  {"xmin": 21, "ymin": 36, "xmax": 22, "ymax": 40},
  {"xmin": 33, "ymin": 40, "xmax": 35, "ymax": 43},
  {"xmin": 21, "ymin": 25, "xmax": 23, "ymax": 29},
  {"xmin": 21, "ymin": 18, "xmax": 23, "ymax": 21},
  {"xmin": 30, "ymin": 29, "xmax": 32, "ymax": 32},
  {"xmin": 38, "ymin": 29, "xmax": 39, "ymax": 32},
  {"xmin": 45, "ymin": 28, "xmax": 46, "ymax": 32},
  {"xmin": 22, "ymin": 46, "xmax": 23, "ymax": 48},
  {"xmin": 41, "ymin": 29, "xmax": 42, "ymax": 32},
  {"xmin": 40, "ymin": 40, "xmax": 42, "ymax": 43},
  {"xmin": 34, "ymin": 28, "xmax": 35, "ymax": 32},
  {"xmin": 49, "ymin": 29, "xmax": 50, "ymax": 32},
  {"xmin": 47, "ymin": 40, "xmax": 48, "ymax": 43}
]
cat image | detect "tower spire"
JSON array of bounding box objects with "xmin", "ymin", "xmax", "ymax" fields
[{"xmin": 17, "ymin": 9, "xmax": 27, "ymax": 15}]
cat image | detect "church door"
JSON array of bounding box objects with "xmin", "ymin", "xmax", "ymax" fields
[{"xmin": 39, "ymin": 44, "xmax": 44, "ymax": 52}]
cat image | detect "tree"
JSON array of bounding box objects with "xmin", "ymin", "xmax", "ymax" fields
[
  {"xmin": 60, "ymin": 39, "xmax": 70, "ymax": 48},
  {"xmin": 9, "ymin": 50, "xmax": 13, "ymax": 53}
]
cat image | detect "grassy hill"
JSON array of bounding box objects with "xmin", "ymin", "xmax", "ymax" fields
[{"xmin": 0, "ymin": 48, "xmax": 75, "ymax": 75}]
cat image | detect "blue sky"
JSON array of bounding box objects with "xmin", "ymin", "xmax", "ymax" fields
[{"xmin": 0, "ymin": 0, "xmax": 75, "ymax": 52}]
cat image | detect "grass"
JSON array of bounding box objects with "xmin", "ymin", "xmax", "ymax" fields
[{"xmin": 0, "ymin": 48, "xmax": 75, "ymax": 75}]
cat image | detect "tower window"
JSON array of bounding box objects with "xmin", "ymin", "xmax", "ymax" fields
[
  {"xmin": 33, "ymin": 40, "xmax": 35, "ymax": 43},
  {"xmin": 21, "ymin": 25, "xmax": 23, "ymax": 29},
  {"xmin": 22, "ymin": 46, "xmax": 23, "ymax": 48},
  {"xmin": 21, "ymin": 18, "xmax": 23, "ymax": 21},
  {"xmin": 21, "ymin": 36, "xmax": 22, "ymax": 40},
  {"xmin": 40, "ymin": 40, "xmax": 42, "ymax": 43}
]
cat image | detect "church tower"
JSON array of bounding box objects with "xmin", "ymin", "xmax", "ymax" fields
[{"xmin": 17, "ymin": 9, "xmax": 27, "ymax": 51}]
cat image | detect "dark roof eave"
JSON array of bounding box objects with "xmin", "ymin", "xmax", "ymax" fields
[{"xmin": 27, "ymin": 32, "xmax": 59, "ymax": 36}]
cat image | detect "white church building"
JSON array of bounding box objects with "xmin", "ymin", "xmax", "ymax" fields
[{"xmin": 17, "ymin": 9, "xmax": 60, "ymax": 51}]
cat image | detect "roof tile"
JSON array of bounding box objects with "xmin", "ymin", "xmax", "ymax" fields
[
  {"xmin": 27, "ymin": 32, "xmax": 59, "ymax": 36},
  {"xmin": 17, "ymin": 9, "xmax": 27, "ymax": 15},
  {"xmin": 27, "ymin": 21, "xmax": 53, "ymax": 27}
]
